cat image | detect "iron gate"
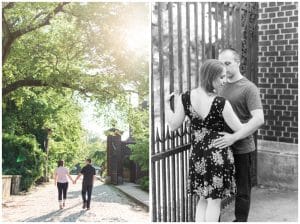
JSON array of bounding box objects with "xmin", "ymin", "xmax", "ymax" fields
[{"xmin": 151, "ymin": 2, "xmax": 258, "ymax": 222}]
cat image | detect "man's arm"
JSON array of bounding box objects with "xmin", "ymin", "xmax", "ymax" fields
[
  {"xmin": 214, "ymin": 109, "xmax": 264, "ymax": 149},
  {"xmin": 93, "ymin": 168, "xmax": 96, "ymax": 184},
  {"xmin": 67, "ymin": 173, "xmax": 74, "ymax": 183},
  {"xmin": 232, "ymin": 109, "xmax": 264, "ymax": 141}
]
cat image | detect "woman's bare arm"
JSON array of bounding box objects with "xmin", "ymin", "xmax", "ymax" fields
[
  {"xmin": 67, "ymin": 172, "xmax": 74, "ymax": 183},
  {"xmin": 222, "ymin": 100, "xmax": 244, "ymax": 132},
  {"xmin": 54, "ymin": 171, "xmax": 58, "ymax": 186},
  {"xmin": 165, "ymin": 93, "xmax": 186, "ymax": 131}
]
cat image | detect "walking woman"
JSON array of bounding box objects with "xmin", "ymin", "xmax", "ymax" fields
[
  {"xmin": 165, "ymin": 59, "xmax": 244, "ymax": 222},
  {"xmin": 54, "ymin": 160, "xmax": 74, "ymax": 209}
]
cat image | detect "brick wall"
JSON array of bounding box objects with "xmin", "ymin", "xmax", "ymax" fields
[{"xmin": 257, "ymin": 2, "xmax": 298, "ymax": 144}]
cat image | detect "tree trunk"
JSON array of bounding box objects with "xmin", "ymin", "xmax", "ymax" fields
[{"xmin": 2, "ymin": 12, "xmax": 15, "ymax": 64}]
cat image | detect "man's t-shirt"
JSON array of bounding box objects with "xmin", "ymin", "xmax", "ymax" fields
[
  {"xmin": 220, "ymin": 77, "xmax": 263, "ymax": 154},
  {"xmin": 80, "ymin": 164, "xmax": 96, "ymax": 186}
]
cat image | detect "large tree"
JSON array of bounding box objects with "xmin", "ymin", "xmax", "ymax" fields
[
  {"xmin": 2, "ymin": 2, "xmax": 149, "ymax": 188},
  {"xmin": 2, "ymin": 2, "xmax": 148, "ymax": 103}
]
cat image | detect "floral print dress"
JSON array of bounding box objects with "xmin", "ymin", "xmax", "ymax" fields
[{"xmin": 182, "ymin": 91, "xmax": 236, "ymax": 199}]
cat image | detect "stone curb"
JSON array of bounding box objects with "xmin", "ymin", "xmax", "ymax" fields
[{"xmin": 110, "ymin": 184, "xmax": 149, "ymax": 212}]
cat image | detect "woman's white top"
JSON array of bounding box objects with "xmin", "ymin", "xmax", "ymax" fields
[{"xmin": 55, "ymin": 166, "xmax": 69, "ymax": 183}]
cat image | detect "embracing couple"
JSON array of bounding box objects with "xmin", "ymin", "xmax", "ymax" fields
[
  {"xmin": 54, "ymin": 159, "xmax": 96, "ymax": 210},
  {"xmin": 166, "ymin": 48, "xmax": 264, "ymax": 222}
]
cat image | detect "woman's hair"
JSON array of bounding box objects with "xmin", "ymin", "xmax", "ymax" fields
[
  {"xmin": 199, "ymin": 59, "xmax": 225, "ymax": 93},
  {"xmin": 57, "ymin": 160, "xmax": 64, "ymax": 167}
]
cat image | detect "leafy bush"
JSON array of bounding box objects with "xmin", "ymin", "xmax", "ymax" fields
[
  {"xmin": 137, "ymin": 176, "xmax": 149, "ymax": 192},
  {"xmin": 2, "ymin": 133, "xmax": 46, "ymax": 191},
  {"xmin": 128, "ymin": 108, "xmax": 149, "ymax": 172},
  {"xmin": 101, "ymin": 169, "xmax": 107, "ymax": 178},
  {"xmin": 129, "ymin": 137, "xmax": 149, "ymax": 172}
]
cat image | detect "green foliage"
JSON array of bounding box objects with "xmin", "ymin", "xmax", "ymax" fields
[
  {"xmin": 137, "ymin": 176, "xmax": 149, "ymax": 192},
  {"xmin": 2, "ymin": 133, "xmax": 46, "ymax": 191},
  {"xmin": 3, "ymin": 2, "xmax": 149, "ymax": 104},
  {"xmin": 129, "ymin": 135, "xmax": 149, "ymax": 172},
  {"xmin": 2, "ymin": 88, "xmax": 86, "ymax": 183},
  {"xmin": 97, "ymin": 99, "xmax": 149, "ymax": 173},
  {"xmin": 128, "ymin": 107, "xmax": 149, "ymax": 171},
  {"xmin": 2, "ymin": 2, "xmax": 149, "ymax": 189},
  {"xmin": 84, "ymin": 135, "xmax": 107, "ymax": 168}
]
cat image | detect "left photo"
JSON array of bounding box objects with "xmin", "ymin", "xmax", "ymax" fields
[{"xmin": 2, "ymin": 2, "xmax": 149, "ymax": 222}]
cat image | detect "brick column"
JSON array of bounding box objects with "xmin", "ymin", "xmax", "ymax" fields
[{"xmin": 257, "ymin": 2, "xmax": 298, "ymax": 143}]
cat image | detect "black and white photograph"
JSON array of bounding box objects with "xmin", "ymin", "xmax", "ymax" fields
[{"xmin": 151, "ymin": 2, "xmax": 298, "ymax": 222}]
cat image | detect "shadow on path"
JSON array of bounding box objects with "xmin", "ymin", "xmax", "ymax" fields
[
  {"xmin": 60, "ymin": 210, "xmax": 87, "ymax": 222},
  {"xmin": 66, "ymin": 184, "xmax": 136, "ymax": 205},
  {"xmin": 23, "ymin": 184, "xmax": 142, "ymax": 222},
  {"xmin": 23, "ymin": 202, "xmax": 83, "ymax": 222}
]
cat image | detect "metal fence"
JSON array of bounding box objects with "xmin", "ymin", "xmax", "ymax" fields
[{"xmin": 151, "ymin": 2, "xmax": 258, "ymax": 222}]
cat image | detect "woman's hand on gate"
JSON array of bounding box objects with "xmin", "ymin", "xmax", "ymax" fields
[
  {"xmin": 166, "ymin": 91, "xmax": 181, "ymax": 102},
  {"xmin": 165, "ymin": 92, "xmax": 174, "ymax": 102}
]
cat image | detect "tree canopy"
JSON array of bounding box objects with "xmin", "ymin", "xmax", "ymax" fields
[
  {"xmin": 2, "ymin": 2, "xmax": 149, "ymax": 190},
  {"xmin": 3, "ymin": 2, "xmax": 149, "ymax": 103}
]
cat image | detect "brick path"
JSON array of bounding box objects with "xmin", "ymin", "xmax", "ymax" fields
[{"xmin": 2, "ymin": 176, "xmax": 149, "ymax": 222}]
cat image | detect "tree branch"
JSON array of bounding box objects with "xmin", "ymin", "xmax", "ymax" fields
[
  {"xmin": 2, "ymin": 13, "xmax": 13, "ymax": 65},
  {"xmin": 2, "ymin": 78, "xmax": 90, "ymax": 97},
  {"xmin": 3, "ymin": 79, "xmax": 49, "ymax": 96},
  {"xmin": 2, "ymin": 2, "xmax": 15, "ymax": 9},
  {"xmin": 2, "ymin": 2, "xmax": 70, "ymax": 64},
  {"xmin": 2, "ymin": 78, "xmax": 113, "ymax": 97},
  {"xmin": 12, "ymin": 2, "xmax": 70, "ymax": 39},
  {"xmin": 2, "ymin": 79, "xmax": 85, "ymax": 96}
]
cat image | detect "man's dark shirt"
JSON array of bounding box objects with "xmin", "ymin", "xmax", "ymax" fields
[
  {"xmin": 220, "ymin": 77, "xmax": 263, "ymax": 154},
  {"xmin": 80, "ymin": 164, "xmax": 96, "ymax": 186}
]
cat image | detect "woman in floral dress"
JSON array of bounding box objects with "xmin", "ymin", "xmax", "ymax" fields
[{"xmin": 165, "ymin": 59, "xmax": 244, "ymax": 222}]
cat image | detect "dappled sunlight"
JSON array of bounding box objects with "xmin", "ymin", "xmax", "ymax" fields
[
  {"xmin": 2, "ymin": 178, "xmax": 148, "ymax": 222},
  {"xmin": 123, "ymin": 21, "xmax": 149, "ymax": 53},
  {"xmin": 3, "ymin": 3, "xmax": 149, "ymax": 222}
]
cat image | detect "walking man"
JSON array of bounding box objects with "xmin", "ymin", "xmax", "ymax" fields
[
  {"xmin": 214, "ymin": 48, "xmax": 264, "ymax": 222},
  {"xmin": 75, "ymin": 159, "xmax": 96, "ymax": 210}
]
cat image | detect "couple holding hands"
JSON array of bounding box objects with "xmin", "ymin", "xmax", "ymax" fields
[{"xmin": 53, "ymin": 159, "xmax": 96, "ymax": 210}]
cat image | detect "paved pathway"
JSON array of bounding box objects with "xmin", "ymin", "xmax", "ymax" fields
[
  {"xmin": 221, "ymin": 186, "xmax": 298, "ymax": 222},
  {"xmin": 2, "ymin": 176, "xmax": 149, "ymax": 222}
]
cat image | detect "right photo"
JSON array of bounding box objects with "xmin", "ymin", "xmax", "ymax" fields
[{"xmin": 151, "ymin": 2, "xmax": 298, "ymax": 222}]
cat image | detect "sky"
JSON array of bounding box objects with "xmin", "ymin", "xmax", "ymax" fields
[
  {"xmin": 80, "ymin": 100, "xmax": 130, "ymax": 141},
  {"xmin": 80, "ymin": 3, "xmax": 148, "ymax": 142}
]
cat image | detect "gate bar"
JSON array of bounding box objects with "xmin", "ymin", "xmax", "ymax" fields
[
  {"xmin": 194, "ymin": 3, "xmax": 199, "ymax": 85},
  {"xmin": 186, "ymin": 3, "xmax": 191, "ymax": 90}
]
